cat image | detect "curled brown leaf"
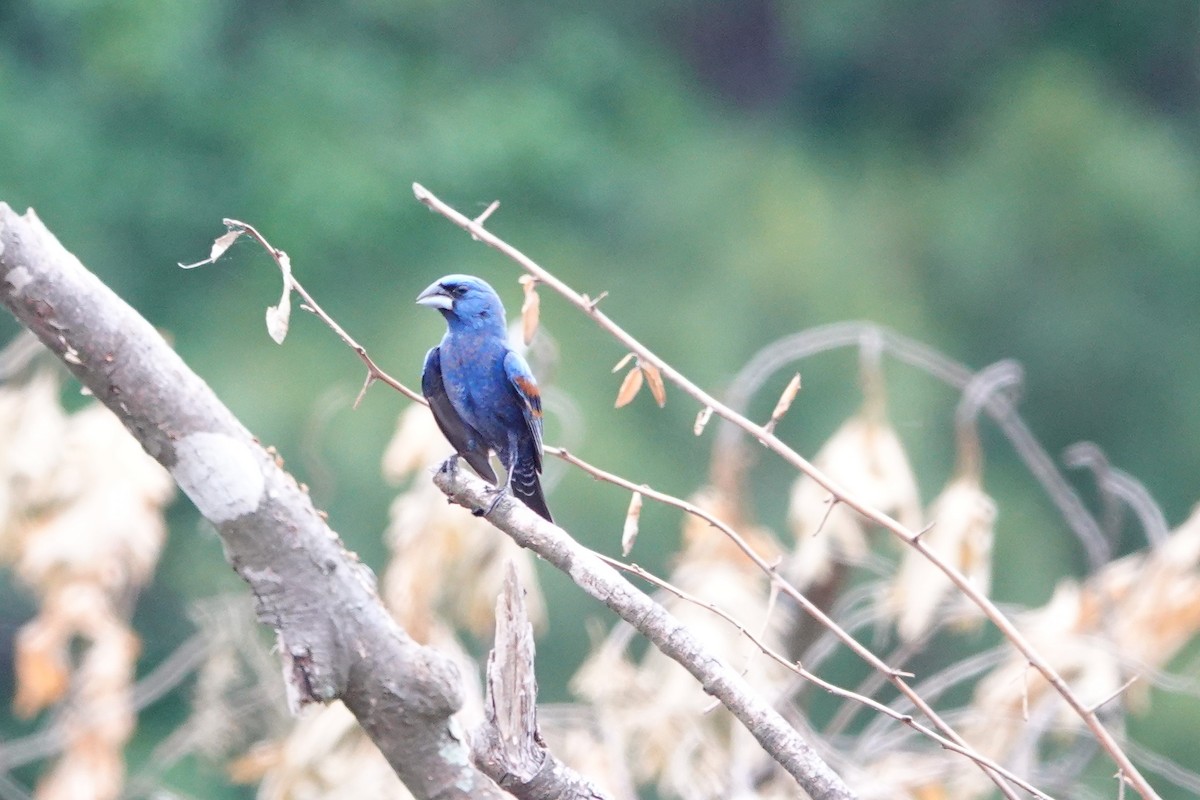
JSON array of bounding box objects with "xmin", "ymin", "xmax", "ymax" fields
[
  {"xmin": 615, "ymin": 366, "xmax": 643, "ymax": 408},
  {"xmin": 178, "ymin": 229, "xmax": 242, "ymax": 270},
  {"xmin": 641, "ymin": 362, "xmax": 667, "ymax": 407},
  {"xmin": 622, "ymin": 491, "xmax": 643, "ymax": 556},
  {"xmin": 519, "ymin": 275, "xmax": 540, "ymax": 345},
  {"xmin": 765, "ymin": 373, "xmax": 802, "ymax": 432}
]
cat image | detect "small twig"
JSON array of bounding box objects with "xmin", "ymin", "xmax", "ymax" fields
[
  {"xmin": 415, "ymin": 185, "xmax": 1161, "ymax": 800},
  {"xmin": 218, "ymin": 219, "xmax": 425, "ymax": 406},
  {"xmin": 715, "ymin": 323, "xmax": 1110, "ymax": 569},
  {"xmin": 1088, "ymin": 676, "xmax": 1140, "ymax": 715},
  {"xmin": 824, "ymin": 635, "xmax": 930, "ymax": 738},
  {"xmin": 599, "ymin": 555, "xmax": 1056, "ymax": 800},
  {"xmin": 547, "ymin": 446, "xmax": 1026, "ymax": 799},
  {"xmin": 432, "ymin": 462, "xmax": 856, "ymax": 800},
  {"xmin": 474, "ymin": 200, "xmax": 501, "ymax": 227},
  {"xmin": 911, "ymin": 521, "xmax": 936, "ymax": 542},
  {"xmin": 814, "ymin": 495, "xmax": 840, "ymax": 537}
]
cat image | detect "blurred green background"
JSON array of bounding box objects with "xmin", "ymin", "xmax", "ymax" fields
[{"xmin": 2, "ymin": 1, "xmax": 1199, "ymax": 796}]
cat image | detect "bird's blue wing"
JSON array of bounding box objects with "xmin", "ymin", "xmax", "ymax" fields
[
  {"xmin": 422, "ymin": 346, "xmax": 499, "ymax": 484},
  {"xmin": 503, "ymin": 350, "xmax": 544, "ymax": 472}
]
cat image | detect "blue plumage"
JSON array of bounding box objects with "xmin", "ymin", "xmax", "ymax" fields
[{"xmin": 417, "ymin": 274, "xmax": 553, "ymax": 522}]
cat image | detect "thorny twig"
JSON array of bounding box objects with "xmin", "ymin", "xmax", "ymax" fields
[
  {"xmin": 594, "ymin": 553, "xmax": 1055, "ymax": 800},
  {"xmin": 434, "ymin": 463, "xmax": 856, "ymax": 799},
  {"xmin": 194, "ymin": 219, "xmax": 425, "ymax": 406},
  {"xmin": 6, "ymin": 204, "xmax": 510, "ymax": 797},
  {"xmin": 716, "ymin": 323, "xmax": 1115, "ymax": 569},
  {"xmin": 412, "ymin": 183, "xmax": 1163, "ymax": 800},
  {"xmin": 550, "ymin": 446, "xmax": 1024, "ymax": 800},
  {"xmin": 186, "ymin": 217, "xmax": 853, "ymax": 796}
]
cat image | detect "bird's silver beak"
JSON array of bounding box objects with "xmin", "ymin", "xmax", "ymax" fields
[{"xmin": 416, "ymin": 282, "xmax": 453, "ymax": 311}]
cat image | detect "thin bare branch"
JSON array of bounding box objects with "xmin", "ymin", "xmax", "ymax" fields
[
  {"xmin": 1063, "ymin": 442, "xmax": 1170, "ymax": 548},
  {"xmin": 431, "ymin": 460, "xmax": 857, "ymax": 800},
  {"xmin": 716, "ymin": 322, "xmax": 1112, "ymax": 569},
  {"xmin": 547, "ymin": 446, "xmax": 1021, "ymax": 799},
  {"xmin": 1088, "ymin": 676, "xmax": 1140, "ymax": 715},
  {"xmin": 601, "ymin": 555, "xmax": 1056, "ymax": 800},
  {"xmin": 414, "ymin": 184, "xmax": 1162, "ymax": 800},
  {"xmin": 215, "ymin": 219, "xmax": 425, "ymax": 405}
]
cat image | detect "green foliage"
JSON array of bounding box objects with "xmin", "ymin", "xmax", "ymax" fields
[{"xmin": 3, "ymin": 2, "xmax": 1200, "ymax": 796}]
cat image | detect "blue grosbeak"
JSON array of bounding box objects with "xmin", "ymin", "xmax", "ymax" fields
[{"xmin": 416, "ymin": 274, "xmax": 553, "ymax": 522}]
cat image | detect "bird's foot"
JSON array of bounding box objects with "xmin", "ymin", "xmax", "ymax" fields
[
  {"xmin": 438, "ymin": 455, "xmax": 459, "ymax": 477},
  {"xmin": 474, "ymin": 486, "xmax": 507, "ymax": 517}
]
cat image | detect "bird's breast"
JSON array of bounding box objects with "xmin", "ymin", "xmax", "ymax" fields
[{"xmin": 439, "ymin": 336, "xmax": 507, "ymax": 415}]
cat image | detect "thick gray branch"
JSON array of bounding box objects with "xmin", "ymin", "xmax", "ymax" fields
[
  {"xmin": 475, "ymin": 562, "xmax": 609, "ymax": 799},
  {"xmin": 0, "ymin": 204, "xmax": 508, "ymax": 800},
  {"xmin": 434, "ymin": 462, "xmax": 858, "ymax": 800}
]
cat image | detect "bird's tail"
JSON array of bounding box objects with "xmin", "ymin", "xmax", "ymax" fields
[{"xmin": 509, "ymin": 456, "xmax": 553, "ymax": 523}]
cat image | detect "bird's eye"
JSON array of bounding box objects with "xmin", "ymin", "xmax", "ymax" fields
[{"xmin": 451, "ymin": 285, "xmax": 469, "ymax": 298}]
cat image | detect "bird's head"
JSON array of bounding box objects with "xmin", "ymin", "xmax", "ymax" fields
[{"xmin": 416, "ymin": 274, "xmax": 507, "ymax": 332}]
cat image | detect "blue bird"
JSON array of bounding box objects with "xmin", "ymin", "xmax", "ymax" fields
[{"xmin": 416, "ymin": 274, "xmax": 553, "ymax": 522}]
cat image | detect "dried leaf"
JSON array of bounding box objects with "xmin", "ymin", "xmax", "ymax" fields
[
  {"xmin": 35, "ymin": 735, "xmax": 125, "ymax": 800},
  {"xmin": 573, "ymin": 497, "xmax": 791, "ymax": 798},
  {"xmin": 614, "ymin": 366, "xmax": 643, "ymax": 408},
  {"xmin": 621, "ymin": 491, "xmax": 643, "ymax": 556},
  {"xmin": 265, "ymin": 252, "xmax": 293, "ymax": 344},
  {"xmin": 766, "ymin": 373, "xmax": 801, "ymax": 431},
  {"xmin": 384, "ymin": 474, "xmax": 546, "ymax": 642},
  {"xmin": 0, "ymin": 369, "xmax": 68, "ymax": 552},
  {"xmin": 179, "ymin": 229, "xmax": 242, "ymax": 269},
  {"xmin": 0, "ymin": 382, "xmax": 172, "ymax": 800},
  {"xmin": 13, "ymin": 617, "xmax": 70, "ymax": 716},
  {"xmin": 265, "ymin": 296, "xmax": 291, "ymax": 344},
  {"xmin": 611, "ymin": 352, "xmax": 635, "ymax": 373},
  {"xmin": 519, "ymin": 277, "xmax": 540, "ymax": 345},
  {"xmin": 693, "ymin": 405, "xmax": 713, "ymax": 436},
  {"xmin": 890, "ymin": 475, "xmax": 995, "ymax": 641},
  {"xmin": 227, "ymin": 742, "xmax": 281, "ymax": 784},
  {"xmin": 250, "ymin": 698, "xmax": 414, "ymax": 799},
  {"xmin": 381, "ymin": 404, "xmax": 450, "ymax": 484},
  {"xmin": 964, "ymin": 504, "xmax": 1200, "ymax": 737},
  {"xmin": 209, "ymin": 229, "xmax": 242, "ymax": 263},
  {"xmin": 641, "ymin": 363, "xmax": 666, "ymax": 407},
  {"xmin": 786, "ymin": 413, "xmax": 922, "ymax": 589}
]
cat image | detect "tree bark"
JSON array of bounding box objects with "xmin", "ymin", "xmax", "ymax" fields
[
  {"xmin": 475, "ymin": 562, "xmax": 610, "ymax": 799},
  {"xmin": 0, "ymin": 203, "xmax": 508, "ymax": 800}
]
